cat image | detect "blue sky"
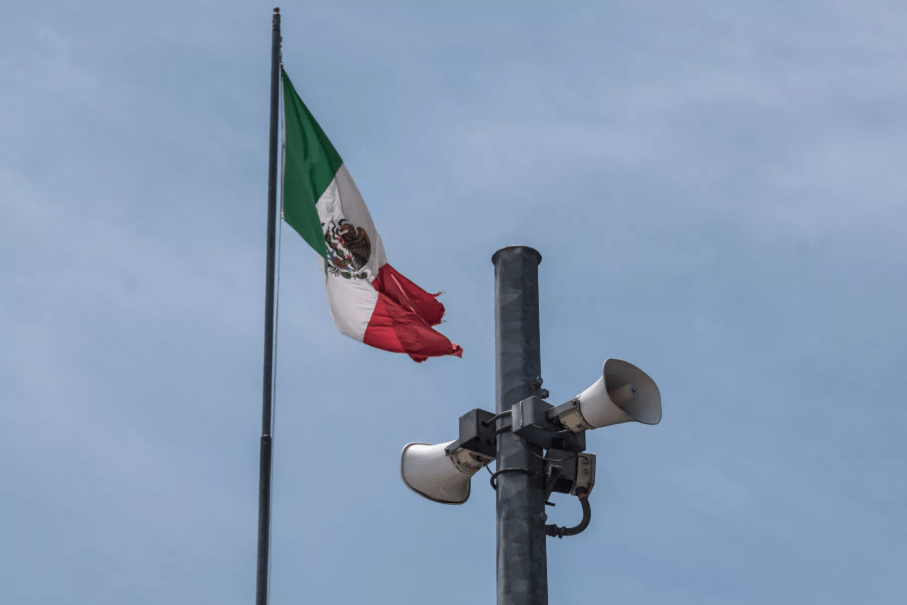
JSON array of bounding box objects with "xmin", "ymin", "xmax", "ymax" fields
[{"xmin": 2, "ymin": 1, "xmax": 906, "ymax": 603}]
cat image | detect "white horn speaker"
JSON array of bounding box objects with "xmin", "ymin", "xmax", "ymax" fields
[
  {"xmin": 400, "ymin": 441, "xmax": 491, "ymax": 505},
  {"xmin": 556, "ymin": 359, "xmax": 662, "ymax": 432}
]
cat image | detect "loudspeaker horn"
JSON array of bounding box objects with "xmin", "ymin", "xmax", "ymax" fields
[
  {"xmin": 400, "ymin": 441, "xmax": 491, "ymax": 505},
  {"xmin": 556, "ymin": 359, "xmax": 661, "ymax": 432}
]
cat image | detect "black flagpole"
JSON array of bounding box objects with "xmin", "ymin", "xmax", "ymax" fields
[{"xmin": 256, "ymin": 7, "xmax": 281, "ymax": 605}]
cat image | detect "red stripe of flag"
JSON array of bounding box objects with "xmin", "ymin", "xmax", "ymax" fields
[{"xmin": 363, "ymin": 264, "xmax": 463, "ymax": 362}]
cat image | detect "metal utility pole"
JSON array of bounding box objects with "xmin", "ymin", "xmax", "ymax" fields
[{"xmin": 492, "ymin": 245, "xmax": 548, "ymax": 605}]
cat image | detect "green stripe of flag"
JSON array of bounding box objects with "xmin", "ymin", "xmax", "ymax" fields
[{"xmin": 281, "ymin": 70, "xmax": 343, "ymax": 257}]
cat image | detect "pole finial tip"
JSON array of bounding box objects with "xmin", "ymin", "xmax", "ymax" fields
[{"xmin": 273, "ymin": 7, "xmax": 280, "ymax": 13}]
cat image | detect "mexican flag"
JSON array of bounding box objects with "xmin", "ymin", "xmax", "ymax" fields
[{"xmin": 280, "ymin": 70, "xmax": 463, "ymax": 362}]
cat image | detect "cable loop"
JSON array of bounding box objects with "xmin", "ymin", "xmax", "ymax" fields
[
  {"xmin": 489, "ymin": 468, "xmax": 533, "ymax": 490},
  {"xmin": 492, "ymin": 425, "xmax": 512, "ymax": 438},
  {"xmin": 482, "ymin": 411, "xmax": 512, "ymax": 427},
  {"xmin": 544, "ymin": 493, "xmax": 591, "ymax": 539}
]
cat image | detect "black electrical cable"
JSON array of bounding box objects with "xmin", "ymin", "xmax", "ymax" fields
[
  {"xmin": 489, "ymin": 468, "xmax": 533, "ymax": 490},
  {"xmin": 545, "ymin": 492, "xmax": 592, "ymax": 538},
  {"xmin": 492, "ymin": 424, "xmax": 512, "ymax": 439},
  {"xmin": 482, "ymin": 411, "xmax": 512, "ymax": 427}
]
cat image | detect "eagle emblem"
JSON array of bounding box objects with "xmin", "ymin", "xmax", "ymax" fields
[{"xmin": 323, "ymin": 219, "xmax": 371, "ymax": 280}]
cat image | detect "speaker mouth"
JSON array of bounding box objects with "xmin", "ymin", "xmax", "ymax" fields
[
  {"xmin": 603, "ymin": 359, "xmax": 662, "ymax": 425},
  {"xmin": 400, "ymin": 442, "xmax": 471, "ymax": 505}
]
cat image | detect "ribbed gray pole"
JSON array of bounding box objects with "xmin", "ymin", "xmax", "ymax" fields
[{"xmin": 492, "ymin": 246, "xmax": 548, "ymax": 605}]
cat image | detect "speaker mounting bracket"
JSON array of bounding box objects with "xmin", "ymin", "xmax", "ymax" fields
[
  {"xmin": 511, "ymin": 397, "xmax": 586, "ymax": 453},
  {"xmin": 445, "ymin": 408, "xmax": 498, "ymax": 459}
]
